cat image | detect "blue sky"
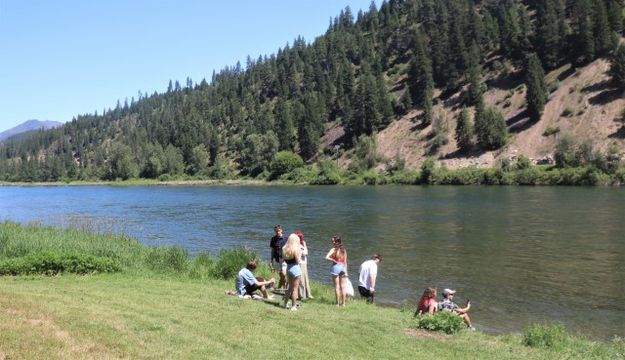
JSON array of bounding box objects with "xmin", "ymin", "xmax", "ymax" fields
[{"xmin": 0, "ymin": 0, "xmax": 376, "ymax": 131}]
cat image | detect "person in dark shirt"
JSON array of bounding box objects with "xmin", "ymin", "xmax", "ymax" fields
[{"xmin": 270, "ymin": 224, "xmax": 287, "ymax": 289}]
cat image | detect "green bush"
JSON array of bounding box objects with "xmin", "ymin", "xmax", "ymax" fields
[
  {"xmin": 144, "ymin": 246, "xmax": 189, "ymax": 273},
  {"xmin": 187, "ymin": 252, "xmax": 216, "ymax": 280},
  {"xmin": 0, "ymin": 251, "xmax": 120, "ymax": 275},
  {"xmin": 213, "ymin": 247, "xmax": 260, "ymax": 280},
  {"xmin": 362, "ymin": 169, "xmax": 386, "ymax": 185},
  {"xmin": 389, "ymin": 170, "xmax": 420, "ymax": 185},
  {"xmin": 543, "ymin": 127, "xmax": 560, "ymax": 137},
  {"xmin": 413, "ymin": 311, "xmax": 465, "ymax": 335},
  {"xmin": 280, "ymin": 166, "xmax": 317, "ymax": 183},
  {"xmin": 269, "ymin": 151, "xmax": 304, "ymax": 179},
  {"xmin": 523, "ymin": 324, "xmax": 568, "ymax": 349},
  {"xmin": 311, "ymin": 160, "xmax": 342, "ymax": 185}
]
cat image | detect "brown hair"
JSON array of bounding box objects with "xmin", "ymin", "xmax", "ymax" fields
[
  {"xmin": 246, "ymin": 260, "xmax": 257, "ymax": 270},
  {"xmin": 372, "ymin": 254, "xmax": 381, "ymax": 261}
]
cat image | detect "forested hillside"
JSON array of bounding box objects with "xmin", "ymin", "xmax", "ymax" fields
[{"xmin": 2, "ymin": 0, "xmax": 625, "ymax": 183}]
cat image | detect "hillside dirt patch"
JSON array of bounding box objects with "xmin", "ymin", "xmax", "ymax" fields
[{"xmin": 375, "ymin": 58, "xmax": 625, "ymax": 170}]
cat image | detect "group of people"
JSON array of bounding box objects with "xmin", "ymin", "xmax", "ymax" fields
[{"xmin": 231, "ymin": 224, "xmax": 473, "ymax": 329}]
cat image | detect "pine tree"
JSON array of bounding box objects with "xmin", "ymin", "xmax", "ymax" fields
[
  {"xmin": 535, "ymin": 0, "xmax": 566, "ymax": 69},
  {"xmin": 298, "ymin": 94, "xmax": 322, "ymax": 159},
  {"xmin": 525, "ymin": 53, "xmax": 548, "ymax": 123},
  {"xmin": 593, "ymin": 0, "xmax": 613, "ymax": 56},
  {"xmin": 407, "ymin": 30, "xmax": 434, "ymax": 125},
  {"xmin": 609, "ymin": 44, "xmax": 625, "ymax": 89},
  {"xmin": 466, "ymin": 42, "xmax": 484, "ymax": 106},
  {"xmin": 274, "ymin": 99, "xmax": 295, "ymax": 151},
  {"xmin": 475, "ymin": 105, "xmax": 507, "ymax": 150},
  {"xmin": 455, "ymin": 108, "xmax": 473, "ymax": 150},
  {"xmin": 570, "ymin": 0, "xmax": 595, "ymax": 65}
]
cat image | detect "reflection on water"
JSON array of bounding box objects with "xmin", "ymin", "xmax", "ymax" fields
[{"xmin": 0, "ymin": 185, "xmax": 623, "ymax": 339}]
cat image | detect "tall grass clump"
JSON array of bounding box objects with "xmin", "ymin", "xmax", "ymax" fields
[
  {"xmin": 413, "ymin": 312, "xmax": 465, "ymax": 334},
  {"xmin": 0, "ymin": 251, "xmax": 120, "ymax": 275},
  {"xmin": 0, "ymin": 222, "xmax": 144, "ymax": 268},
  {"xmin": 187, "ymin": 252, "xmax": 216, "ymax": 280},
  {"xmin": 523, "ymin": 324, "xmax": 568, "ymax": 349},
  {"xmin": 213, "ymin": 247, "xmax": 265, "ymax": 280},
  {"xmin": 143, "ymin": 246, "xmax": 189, "ymax": 273}
]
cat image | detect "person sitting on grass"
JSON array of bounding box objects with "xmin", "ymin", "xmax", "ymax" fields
[
  {"xmin": 439, "ymin": 288, "xmax": 475, "ymax": 330},
  {"xmin": 414, "ymin": 287, "xmax": 438, "ymax": 316},
  {"xmin": 230, "ymin": 260, "xmax": 275, "ymax": 299}
]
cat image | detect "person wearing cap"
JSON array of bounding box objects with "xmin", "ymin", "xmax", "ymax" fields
[
  {"xmin": 358, "ymin": 254, "xmax": 381, "ymax": 303},
  {"xmin": 439, "ymin": 288, "xmax": 475, "ymax": 330},
  {"xmin": 269, "ymin": 224, "xmax": 287, "ymax": 290},
  {"xmin": 296, "ymin": 231, "xmax": 313, "ymax": 300}
]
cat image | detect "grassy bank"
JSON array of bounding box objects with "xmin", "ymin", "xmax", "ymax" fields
[{"xmin": 0, "ymin": 223, "xmax": 623, "ymax": 359}]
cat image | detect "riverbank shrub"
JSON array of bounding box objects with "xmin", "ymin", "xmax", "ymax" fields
[
  {"xmin": 213, "ymin": 247, "xmax": 262, "ymax": 280},
  {"xmin": 269, "ymin": 151, "xmax": 304, "ymax": 179},
  {"xmin": 311, "ymin": 160, "xmax": 341, "ymax": 185},
  {"xmin": 413, "ymin": 312, "xmax": 465, "ymax": 334},
  {"xmin": 0, "ymin": 251, "xmax": 120, "ymax": 275},
  {"xmin": 523, "ymin": 324, "xmax": 568, "ymax": 349},
  {"xmin": 144, "ymin": 246, "xmax": 189, "ymax": 273}
]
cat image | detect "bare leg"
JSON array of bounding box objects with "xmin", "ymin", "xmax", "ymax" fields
[
  {"xmin": 332, "ymin": 275, "xmax": 340, "ymax": 305},
  {"xmin": 340, "ymin": 276, "xmax": 347, "ymax": 306},
  {"xmin": 283, "ymin": 279, "xmax": 292, "ymax": 307},
  {"xmin": 291, "ymin": 277, "xmax": 301, "ymax": 307},
  {"xmin": 278, "ymin": 270, "xmax": 286, "ymax": 289},
  {"xmin": 260, "ymin": 285, "xmax": 269, "ymax": 299},
  {"xmin": 460, "ymin": 313, "xmax": 472, "ymax": 328}
]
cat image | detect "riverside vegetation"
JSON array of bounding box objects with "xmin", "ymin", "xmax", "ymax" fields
[
  {"xmin": 2, "ymin": 1, "xmax": 625, "ymax": 185},
  {"xmin": 0, "ymin": 222, "xmax": 623, "ymax": 359}
]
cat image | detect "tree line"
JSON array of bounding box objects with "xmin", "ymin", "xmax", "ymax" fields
[{"xmin": 1, "ymin": 0, "xmax": 623, "ymax": 182}]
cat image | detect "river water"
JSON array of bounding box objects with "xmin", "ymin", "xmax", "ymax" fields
[{"xmin": 0, "ymin": 185, "xmax": 623, "ymax": 339}]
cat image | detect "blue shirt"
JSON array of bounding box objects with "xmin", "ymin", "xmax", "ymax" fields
[{"xmin": 236, "ymin": 268, "xmax": 257, "ymax": 295}]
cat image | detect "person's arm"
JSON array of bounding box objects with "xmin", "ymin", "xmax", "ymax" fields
[
  {"xmin": 369, "ymin": 273, "xmax": 376, "ymax": 292},
  {"xmin": 325, "ymin": 248, "xmax": 336, "ymax": 262},
  {"xmin": 256, "ymin": 277, "xmax": 275, "ymax": 287},
  {"xmin": 458, "ymin": 301, "xmax": 471, "ymax": 313},
  {"xmin": 428, "ymin": 301, "xmax": 437, "ymax": 314},
  {"xmin": 301, "ymin": 241, "xmax": 308, "ymax": 256},
  {"xmin": 344, "ymin": 251, "xmax": 348, "ymax": 271}
]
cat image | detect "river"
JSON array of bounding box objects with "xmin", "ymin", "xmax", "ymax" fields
[{"xmin": 0, "ymin": 185, "xmax": 623, "ymax": 339}]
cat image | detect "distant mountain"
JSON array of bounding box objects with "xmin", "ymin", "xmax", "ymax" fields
[{"xmin": 0, "ymin": 120, "xmax": 62, "ymax": 142}]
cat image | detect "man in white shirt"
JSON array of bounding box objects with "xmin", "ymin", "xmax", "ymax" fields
[{"xmin": 358, "ymin": 254, "xmax": 381, "ymax": 303}]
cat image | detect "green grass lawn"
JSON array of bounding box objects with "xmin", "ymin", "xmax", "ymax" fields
[{"xmin": 0, "ymin": 223, "xmax": 623, "ymax": 359}]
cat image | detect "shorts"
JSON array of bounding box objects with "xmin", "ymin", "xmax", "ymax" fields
[
  {"xmin": 330, "ymin": 263, "xmax": 346, "ymax": 276},
  {"xmin": 244, "ymin": 283, "xmax": 261, "ymax": 295},
  {"xmin": 281, "ymin": 261, "xmax": 287, "ymax": 273},
  {"xmin": 358, "ymin": 286, "xmax": 374, "ymax": 299},
  {"xmin": 287, "ymin": 263, "xmax": 301, "ymax": 278}
]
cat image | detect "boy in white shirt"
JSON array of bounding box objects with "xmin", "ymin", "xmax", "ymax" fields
[{"xmin": 358, "ymin": 254, "xmax": 381, "ymax": 303}]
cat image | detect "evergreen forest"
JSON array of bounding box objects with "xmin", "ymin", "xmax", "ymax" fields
[{"xmin": 1, "ymin": 0, "xmax": 625, "ymax": 184}]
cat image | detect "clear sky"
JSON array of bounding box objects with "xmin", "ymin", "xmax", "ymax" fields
[{"xmin": 0, "ymin": 0, "xmax": 376, "ymax": 132}]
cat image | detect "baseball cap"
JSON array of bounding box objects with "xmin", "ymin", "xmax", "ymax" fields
[{"xmin": 443, "ymin": 288, "xmax": 456, "ymax": 296}]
